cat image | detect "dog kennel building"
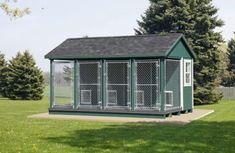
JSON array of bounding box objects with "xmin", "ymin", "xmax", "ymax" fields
[{"xmin": 45, "ymin": 33, "xmax": 196, "ymax": 117}]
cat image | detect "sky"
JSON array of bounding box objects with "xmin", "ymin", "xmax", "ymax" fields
[{"xmin": 0, "ymin": 0, "xmax": 235, "ymax": 72}]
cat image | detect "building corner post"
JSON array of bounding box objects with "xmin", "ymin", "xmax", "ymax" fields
[
  {"xmin": 160, "ymin": 58, "xmax": 165, "ymax": 112},
  {"xmin": 74, "ymin": 60, "xmax": 78, "ymax": 109},
  {"xmin": 102, "ymin": 60, "xmax": 106, "ymax": 109},
  {"xmin": 50, "ymin": 59, "xmax": 54, "ymax": 109},
  {"xmin": 131, "ymin": 59, "xmax": 136, "ymax": 111}
]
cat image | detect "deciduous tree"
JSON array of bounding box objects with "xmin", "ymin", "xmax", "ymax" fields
[{"xmin": 0, "ymin": 0, "xmax": 30, "ymax": 19}]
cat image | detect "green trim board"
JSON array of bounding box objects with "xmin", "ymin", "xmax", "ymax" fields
[
  {"xmin": 46, "ymin": 55, "xmax": 165, "ymax": 60},
  {"xmin": 131, "ymin": 59, "xmax": 136, "ymax": 110},
  {"xmin": 49, "ymin": 107, "xmax": 183, "ymax": 118},
  {"xmin": 160, "ymin": 58, "xmax": 165, "ymax": 112},
  {"xmin": 49, "ymin": 110, "xmax": 166, "ymax": 119}
]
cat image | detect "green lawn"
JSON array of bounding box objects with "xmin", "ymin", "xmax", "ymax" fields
[{"xmin": 0, "ymin": 97, "xmax": 234, "ymax": 153}]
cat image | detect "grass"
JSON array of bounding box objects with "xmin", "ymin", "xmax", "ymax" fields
[{"xmin": 0, "ymin": 97, "xmax": 234, "ymax": 153}]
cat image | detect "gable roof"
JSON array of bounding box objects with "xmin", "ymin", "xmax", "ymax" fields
[{"xmin": 45, "ymin": 33, "xmax": 196, "ymax": 59}]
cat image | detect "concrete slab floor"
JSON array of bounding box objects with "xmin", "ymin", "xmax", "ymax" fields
[{"xmin": 28, "ymin": 109, "xmax": 214, "ymax": 125}]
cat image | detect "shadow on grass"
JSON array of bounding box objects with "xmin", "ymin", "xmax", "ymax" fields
[{"xmin": 44, "ymin": 121, "xmax": 235, "ymax": 153}]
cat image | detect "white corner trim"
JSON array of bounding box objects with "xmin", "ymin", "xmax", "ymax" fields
[
  {"xmin": 180, "ymin": 58, "xmax": 184, "ymax": 109},
  {"xmin": 192, "ymin": 59, "xmax": 194, "ymax": 108}
]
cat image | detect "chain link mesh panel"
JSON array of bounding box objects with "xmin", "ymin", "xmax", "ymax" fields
[
  {"xmin": 106, "ymin": 62, "xmax": 130, "ymax": 109},
  {"xmin": 78, "ymin": 62, "xmax": 101, "ymax": 108},
  {"xmin": 135, "ymin": 60, "xmax": 160, "ymax": 110},
  {"xmin": 165, "ymin": 59, "xmax": 181, "ymax": 110},
  {"xmin": 53, "ymin": 61, "xmax": 74, "ymax": 108}
]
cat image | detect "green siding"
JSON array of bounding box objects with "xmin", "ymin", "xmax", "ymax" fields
[
  {"xmin": 168, "ymin": 40, "xmax": 192, "ymax": 59},
  {"xmin": 183, "ymin": 86, "xmax": 192, "ymax": 110},
  {"xmin": 182, "ymin": 58, "xmax": 193, "ymax": 111}
]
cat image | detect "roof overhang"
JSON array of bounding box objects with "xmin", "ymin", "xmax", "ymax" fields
[{"xmin": 45, "ymin": 33, "xmax": 196, "ymax": 60}]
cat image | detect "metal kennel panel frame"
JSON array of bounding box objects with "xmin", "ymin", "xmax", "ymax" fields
[
  {"xmin": 78, "ymin": 61, "xmax": 101, "ymax": 109},
  {"xmin": 134, "ymin": 60, "xmax": 160, "ymax": 110},
  {"xmin": 165, "ymin": 59, "xmax": 181, "ymax": 110},
  {"xmin": 105, "ymin": 61, "xmax": 131, "ymax": 109},
  {"xmin": 53, "ymin": 60, "xmax": 74, "ymax": 108}
]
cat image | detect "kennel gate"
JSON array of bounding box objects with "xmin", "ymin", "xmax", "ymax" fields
[
  {"xmin": 77, "ymin": 61, "xmax": 101, "ymax": 109},
  {"xmin": 134, "ymin": 60, "xmax": 160, "ymax": 110},
  {"xmin": 106, "ymin": 61, "xmax": 131, "ymax": 110},
  {"xmin": 165, "ymin": 59, "xmax": 181, "ymax": 110}
]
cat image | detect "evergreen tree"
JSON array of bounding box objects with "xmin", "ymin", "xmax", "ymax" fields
[
  {"xmin": 0, "ymin": 52, "xmax": 8, "ymax": 97},
  {"xmin": 228, "ymin": 38, "xmax": 235, "ymax": 72},
  {"xmin": 7, "ymin": 51, "xmax": 44, "ymax": 100},
  {"xmin": 135, "ymin": 0, "xmax": 224, "ymax": 104},
  {"xmin": 222, "ymin": 35, "xmax": 235, "ymax": 86}
]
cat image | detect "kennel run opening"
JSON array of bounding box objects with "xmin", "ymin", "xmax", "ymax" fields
[{"xmin": 45, "ymin": 33, "xmax": 196, "ymax": 116}]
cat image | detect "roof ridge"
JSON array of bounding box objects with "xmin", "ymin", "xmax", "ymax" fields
[{"xmin": 67, "ymin": 33, "xmax": 182, "ymax": 40}]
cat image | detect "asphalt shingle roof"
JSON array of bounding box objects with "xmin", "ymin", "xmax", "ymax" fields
[{"xmin": 45, "ymin": 33, "xmax": 184, "ymax": 59}]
